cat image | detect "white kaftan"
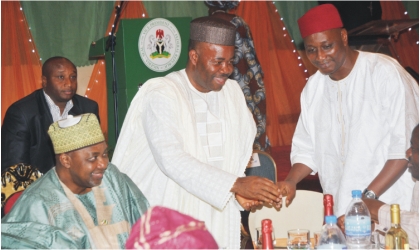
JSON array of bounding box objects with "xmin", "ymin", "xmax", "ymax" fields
[
  {"xmin": 112, "ymin": 69, "xmax": 256, "ymax": 249},
  {"xmin": 291, "ymin": 51, "xmax": 419, "ymax": 216}
]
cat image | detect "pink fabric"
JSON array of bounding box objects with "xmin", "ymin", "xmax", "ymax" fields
[
  {"xmin": 298, "ymin": 4, "xmax": 343, "ymax": 38},
  {"xmin": 126, "ymin": 206, "xmax": 218, "ymax": 249}
]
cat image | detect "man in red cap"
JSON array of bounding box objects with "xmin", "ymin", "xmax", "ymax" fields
[{"xmin": 278, "ymin": 4, "xmax": 418, "ymax": 220}]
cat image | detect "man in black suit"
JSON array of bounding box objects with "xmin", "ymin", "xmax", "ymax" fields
[{"xmin": 1, "ymin": 56, "xmax": 100, "ymax": 174}]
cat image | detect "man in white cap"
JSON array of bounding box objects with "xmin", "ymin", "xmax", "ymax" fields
[
  {"xmin": 1, "ymin": 113, "xmax": 149, "ymax": 249},
  {"xmin": 277, "ymin": 3, "xmax": 418, "ymax": 219},
  {"xmin": 112, "ymin": 16, "xmax": 281, "ymax": 248}
]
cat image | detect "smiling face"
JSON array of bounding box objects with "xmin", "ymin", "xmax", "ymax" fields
[
  {"xmin": 60, "ymin": 141, "xmax": 109, "ymax": 194},
  {"xmin": 187, "ymin": 41, "xmax": 234, "ymax": 93},
  {"xmin": 304, "ymin": 28, "xmax": 349, "ymax": 80},
  {"xmin": 407, "ymin": 125, "xmax": 419, "ymax": 181},
  {"xmin": 42, "ymin": 58, "xmax": 77, "ymax": 106}
]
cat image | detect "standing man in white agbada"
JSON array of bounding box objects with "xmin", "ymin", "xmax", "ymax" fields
[
  {"xmin": 112, "ymin": 16, "xmax": 281, "ymax": 249},
  {"xmin": 277, "ymin": 4, "xmax": 419, "ymax": 218}
]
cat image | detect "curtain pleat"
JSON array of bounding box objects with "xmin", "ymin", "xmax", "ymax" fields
[
  {"xmin": 235, "ymin": 1, "xmax": 310, "ymax": 147},
  {"xmin": 1, "ymin": 1, "xmax": 42, "ymax": 123},
  {"xmin": 85, "ymin": 1, "xmax": 149, "ymax": 137},
  {"xmin": 143, "ymin": 1, "xmax": 207, "ymax": 19},
  {"xmin": 380, "ymin": 1, "xmax": 419, "ymax": 73},
  {"xmin": 274, "ymin": 1, "xmax": 318, "ymax": 50},
  {"xmin": 20, "ymin": 1, "xmax": 114, "ymax": 67}
]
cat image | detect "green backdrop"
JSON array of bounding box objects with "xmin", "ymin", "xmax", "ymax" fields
[{"xmin": 22, "ymin": 1, "xmax": 419, "ymax": 67}]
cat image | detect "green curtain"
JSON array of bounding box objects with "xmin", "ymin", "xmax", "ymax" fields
[
  {"xmin": 143, "ymin": 0, "xmax": 317, "ymax": 49},
  {"xmin": 22, "ymin": 1, "xmax": 415, "ymax": 67},
  {"xmin": 403, "ymin": 1, "xmax": 419, "ymax": 33},
  {"xmin": 21, "ymin": 1, "xmax": 114, "ymax": 67},
  {"xmin": 274, "ymin": 1, "xmax": 317, "ymax": 50},
  {"xmin": 403, "ymin": 1, "xmax": 419, "ymax": 19},
  {"xmin": 275, "ymin": 1, "xmax": 419, "ymax": 50},
  {"xmin": 143, "ymin": 1, "xmax": 208, "ymax": 19}
]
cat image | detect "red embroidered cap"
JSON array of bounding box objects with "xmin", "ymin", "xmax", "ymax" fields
[
  {"xmin": 126, "ymin": 206, "xmax": 219, "ymax": 249},
  {"xmin": 298, "ymin": 4, "xmax": 343, "ymax": 38}
]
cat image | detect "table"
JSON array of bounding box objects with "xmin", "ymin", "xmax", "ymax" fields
[{"xmin": 254, "ymin": 238, "xmax": 316, "ymax": 249}]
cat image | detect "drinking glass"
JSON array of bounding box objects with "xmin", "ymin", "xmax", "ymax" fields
[
  {"xmin": 371, "ymin": 229, "xmax": 386, "ymax": 249},
  {"xmin": 313, "ymin": 231, "xmax": 322, "ymax": 249},
  {"xmin": 254, "ymin": 227, "xmax": 276, "ymax": 249},
  {"xmin": 287, "ymin": 229, "xmax": 311, "ymax": 250}
]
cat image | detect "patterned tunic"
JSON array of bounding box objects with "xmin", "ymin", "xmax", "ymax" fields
[
  {"xmin": 1, "ymin": 164, "xmax": 149, "ymax": 249},
  {"xmin": 230, "ymin": 16, "xmax": 268, "ymax": 151}
]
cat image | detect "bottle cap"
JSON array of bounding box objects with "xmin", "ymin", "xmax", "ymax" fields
[
  {"xmin": 390, "ymin": 204, "xmax": 401, "ymax": 224},
  {"xmin": 325, "ymin": 215, "xmax": 337, "ymax": 224},
  {"xmin": 323, "ymin": 194, "xmax": 334, "ymax": 206},
  {"xmin": 261, "ymin": 219, "xmax": 273, "ymax": 234},
  {"xmin": 390, "ymin": 204, "xmax": 400, "ymax": 211},
  {"xmin": 351, "ymin": 190, "xmax": 362, "ymax": 198}
]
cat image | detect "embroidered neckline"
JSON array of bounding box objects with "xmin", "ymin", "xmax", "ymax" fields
[{"xmin": 211, "ymin": 10, "xmax": 226, "ymax": 15}]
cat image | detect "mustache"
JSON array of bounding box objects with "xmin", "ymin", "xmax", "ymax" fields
[
  {"xmin": 316, "ymin": 61, "xmax": 329, "ymax": 65},
  {"xmin": 215, "ymin": 73, "xmax": 230, "ymax": 78},
  {"xmin": 92, "ymin": 170, "xmax": 106, "ymax": 175}
]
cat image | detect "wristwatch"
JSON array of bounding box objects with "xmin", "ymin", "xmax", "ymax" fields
[{"xmin": 363, "ymin": 189, "xmax": 378, "ymax": 199}]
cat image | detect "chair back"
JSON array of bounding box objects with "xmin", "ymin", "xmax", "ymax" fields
[
  {"xmin": 245, "ymin": 150, "xmax": 277, "ymax": 182},
  {"xmin": 249, "ymin": 190, "xmax": 324, "ymax": 240},
  {"xmin": 240, "ymin": 150, "xmax": 277, "ymax": 248},
  {"xmin": 1, "ymin": 163, "xmax": 42, "ymax": 216}
]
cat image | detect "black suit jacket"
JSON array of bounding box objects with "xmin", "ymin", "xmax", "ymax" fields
[{"xmin": 1, "ymin": 89, "xmax": 100, "ymax": 174}]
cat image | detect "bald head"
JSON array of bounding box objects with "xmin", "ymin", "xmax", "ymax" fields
[
  {"xmin": 408, "ymin": 124, "xmax": 419, "ymax": 181},
  {"xmin": 411, "ymin": 124, "xmax": 419, "ymax": 154},
  {"xmin": 42, "ymin": 56, "xmax": 76, "ymax": 77},
  {"xmin": 413, "ymin": 124, "xmax": 419, "ymax": 138},
  {"xmin": 41, "ymin": 56, "xmax": 77, "ymax": 106}
]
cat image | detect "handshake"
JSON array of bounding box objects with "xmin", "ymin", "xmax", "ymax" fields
[{"xmin": 231, "ymin": 176, "xmax": 297, "ymax": 211}]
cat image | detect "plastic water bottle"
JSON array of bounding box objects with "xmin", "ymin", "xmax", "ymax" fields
[
  {"xmin": 317, "ymin": 215, "xmax": 347, "ymax": 249},
  {"xmin": 344, "ymin": 190, "xmax": 371, "ymax": 249}
]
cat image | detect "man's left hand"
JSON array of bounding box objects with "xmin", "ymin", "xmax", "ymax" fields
[{"xmin": 235, "ymin": 193, "xmax": 261, "ymax": 211}]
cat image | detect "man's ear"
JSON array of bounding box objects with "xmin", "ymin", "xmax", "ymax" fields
[
  {"xmin": 189, "ymin": 49, "xmax": 199, "ymax": 66},
  {"xmin": 341, "ymin": 29, "xmax": 348, "ymax": 47},
  {"xmin": 42, "ymin": 76, "xmax": 47, "ymax": 88},
  {"xmin": 59, "ymin": 153, "xmax": 72, "ymax": 169}
]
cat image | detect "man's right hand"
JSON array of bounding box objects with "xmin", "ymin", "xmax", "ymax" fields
[
  {"xmin": 276, "ymin": 180, "xmax": 297, "ymax": 207},
  {"xmin": 275, "ymin": 163, "xmax": 313, "ymax": 207},
  {"xmin": 231, "ymin": 176, "xmax": 281, "ymax": 205}
]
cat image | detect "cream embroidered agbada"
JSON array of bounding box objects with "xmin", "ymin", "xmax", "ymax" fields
[{"xmin": 112, "ymin": 69, "xmax": 256, "ymax": 249}]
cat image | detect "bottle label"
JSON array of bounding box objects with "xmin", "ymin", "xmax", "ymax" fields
[{"xmin": 345, "ymin": 216, "xmax": 371, "ymax": 236}]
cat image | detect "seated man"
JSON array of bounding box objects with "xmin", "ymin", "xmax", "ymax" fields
[
  {"xmin": 353, "ymin": 125, "xmax": 418, "ymax": 249},
  {"xmin": 1, "ymin": 113, "xmax": 149, "ymax": 249},
  {"xmin": 2, "ymin": 56, "xmax": 100, "ymax": 174}
]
